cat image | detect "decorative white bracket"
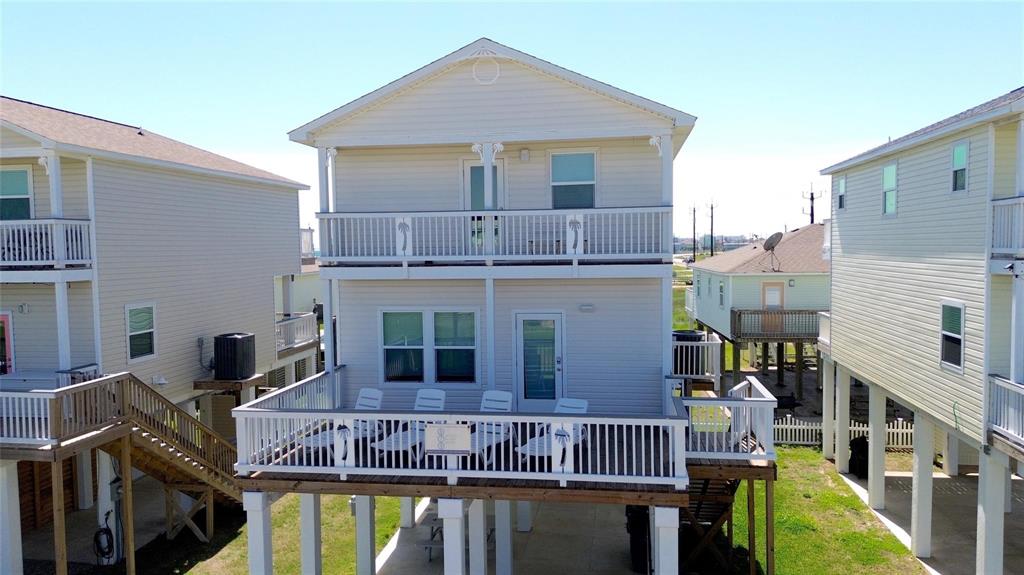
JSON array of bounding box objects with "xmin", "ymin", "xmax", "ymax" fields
[
  {"xmin": 649, "ymin": 136, "xmax": 664, "ymax": 157},
  {"xmin": 471, "ymin": 142, "xmax": 504, "ymax": 163},
  {"xmin": 37, "ymin": 155, "xmax": 50, "ymax": 175}
]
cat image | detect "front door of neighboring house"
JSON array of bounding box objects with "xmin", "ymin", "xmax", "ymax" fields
[
  {"xmin": 463, "ymin": 160, "xmax": 504, "ymax": 254},
  {"xmin": 515, "ymin": 313, "xmax": 564, "ymax": 412},
  {"xmin": 0, "ymin": 311, "xmax": 12, "ymax": 374},
  {"xmin": 761, "ymin": 282, "xmax": 785, "ymax": 334}
]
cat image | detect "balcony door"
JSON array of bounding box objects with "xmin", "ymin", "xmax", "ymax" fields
[
  {"xmin": 0, "ymin": 311, "xmax": 12, "ymax": 374},
  {"xmin": 761, "ymin": 282, "xmax": 785, "ymax": 335},
  {"xmin": 462, "ymin": 160, "xmax": 504, "ymax": 211},
  {"xmin": 515, "ymin": 313, "xmax": 564, "ymax": 412}
]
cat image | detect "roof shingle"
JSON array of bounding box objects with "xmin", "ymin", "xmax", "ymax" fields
[{"xmin": 693, "ymin": 224, "xmax": 828, "ymax": 274}]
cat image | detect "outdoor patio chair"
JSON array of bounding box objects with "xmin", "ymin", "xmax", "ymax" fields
[
  {"xmin": 370, "ymin": 388, "xmax": 446, "ymax": 463},
  {"xmin": 470, "ymin": 390, "xmax": 514, "ymax": 466},
  {"xmin": 296, "ymin": 387, "xmax": 385, "ymax": 463},
  {"xmin": 514, "ymin": 397, "xmax": 590, "ymax": 463}
]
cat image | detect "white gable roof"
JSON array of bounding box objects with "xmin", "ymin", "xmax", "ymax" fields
[{"xmin": 290, "ymin": 38, "xmax": 696, "ymax": 147}]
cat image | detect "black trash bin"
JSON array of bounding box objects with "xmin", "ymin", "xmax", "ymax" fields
[
  {"xmin": 672, "ymin": 330, "xmax": 706, "ymax": 376},
  {"xmin": 624, "ymin": 505, "xmax": 650, "ymax": 573},
  {"xmin": 849, "ymin": 435, "xmax": 869, "ymax": 479}
]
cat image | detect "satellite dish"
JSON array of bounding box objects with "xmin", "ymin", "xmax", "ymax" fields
[{"xmin": 763, "ymin": 232, "xmax": 784, "ymax": 252}]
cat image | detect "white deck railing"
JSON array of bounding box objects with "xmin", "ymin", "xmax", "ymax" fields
[
  {"xmin": 669, "ymin": 332, "xmax": 723, "ymax": 399},
  {"xmin": 818, "ymin": 312, "xmax": 831, "ymax": 351},
  {"xmin": 675, "ymin": 376, "xmax": 777, "ymax": 461},
  {"xmin": 684, "ymin": 286, "xmax": 694, "ymax": 315},
  {"xmin": 0, "ymin": 219, "xmax": 92, "ymax": 267},
  {"xmin": 234, "ymin": 371, "xmax": 689, "ymax": 489},
  {"xmin": 317, "ymin": 206, "xmax": 672, "ymax": 264},
  {"xmin": 992, "ymin": 197, "xmax": 1024, "ymax": 256},
  {"xmin": 989, "ymin": 374, "xmax": 1024, "ymax": 446},
  {"xmin": 275, "ymin": 312, "xmax": 318, "ymax": 352}
]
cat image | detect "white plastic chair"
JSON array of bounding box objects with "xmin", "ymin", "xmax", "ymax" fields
[
  {"xmin": 471, "ymin": 390, "xmax": 514, "ymax": 466},
  {"xmin": 371, "ymin": 388, "xmax": 447, "ymax": 459},
  {"xmin": 514, "ymin": 397, "xmax": 590, "ymax": 461},
  {"xmin": 297, "ymin": 387, "xmax": 384, "ymax": 462}
]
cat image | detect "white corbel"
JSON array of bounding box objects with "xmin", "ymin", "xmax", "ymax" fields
[{"xmin": 649, "ymin": 136, "xmax": 664, "ymax": 157}]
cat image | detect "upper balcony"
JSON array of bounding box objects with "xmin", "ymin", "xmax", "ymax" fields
[
  {"xmin": 316, "ymin": 206, "xmax": 672, "ymax": 266},
  {"xmin": 992, "ymin": 196, "xmax": 1023, "ymax": 258},
  {"xmin": 275, "ymin": 312, "xmax": 318, "ymax": 356},
  {"xmin": 0, "ymin": 219, "xmax": 93, "ymax": 270},
  {"xmin": 730, "ymin": 308, "xmax": 824, "ymax": 343},
  {"xmin": 988, "ymin": 374, "xmax": 1024, "ymax": 455}
]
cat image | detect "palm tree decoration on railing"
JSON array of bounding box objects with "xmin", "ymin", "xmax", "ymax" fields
[
  {"xmin": 397, "ymin": 220, "xmax": 410, "ymax": 254},
  {"xmin": 568, "ymin": 217, "xmax": 582, "ymax": 252}
]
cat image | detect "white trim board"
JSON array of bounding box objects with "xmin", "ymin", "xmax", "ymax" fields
[{"xmin": 319, "ymin": 263, "xmax": 672, "ymax": 281}]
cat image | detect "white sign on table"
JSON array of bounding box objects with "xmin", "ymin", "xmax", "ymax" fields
[{"xmin": 424, "ymin": 423, "xmax": 472, "ymax": 456}]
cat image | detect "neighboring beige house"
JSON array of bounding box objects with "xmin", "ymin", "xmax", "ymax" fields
[
  {"xmin": 689, "ymin": 223, "xmax": 830, "ymax": 382},
  {"xmin": 819, "ymin": 87, "xmax": 1023, "ymax": 574},
  {"xmin": 0, "ymin": 97, "xmax": 311, "ymax": 574},
  {"xmin": 232, "ymin": 38, "xmax": 781, "ymax": 575}
]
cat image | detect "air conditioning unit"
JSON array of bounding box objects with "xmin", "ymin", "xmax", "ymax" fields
[{"xmin": 213, "ymin": 333, "xmax": 255, "ymax": 380}]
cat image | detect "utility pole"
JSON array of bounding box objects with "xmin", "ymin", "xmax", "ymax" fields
[
  {"xmin": 707, "ymin": 202, "xmax": 717, "ymax": 256},
  {"xmin": 691, "ymin": 205, "xmax": 697, "ymax": 262},
  {"xmin": 802, "ymin": 183, "xmax": 817, "ymax": 224}
]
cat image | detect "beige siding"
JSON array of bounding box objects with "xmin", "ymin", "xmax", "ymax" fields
[
  {"xmin": 0, "ymin": 282, "xmax": 95, "ymax": 373},
  {"xmin": 334, "ymin": 138, "xmax": 661, "ymax": 212},
  {"xmin": 317, "ymin": 60, "xmax": 671, "ymax": 144},
  {"xmin": 829, "ymin": 125, "xmax": 990, "ymax": 442},
  {"xmin": 0, "ymin": 157, "xmax": 89, "ymax": 219},
  {"xmin": 335, "ymin": 278, "xmax": 665, "ymax": 416},
  {"xmin": 989, "ymin": 275, "xmax": 1012, "ymax": 377},
  {"xmin": 93, "ymin": 160, "xmax": 299, "ymax": 402},
  {"xmin": 993, "ymin": 121, "xmax": 1017, "ymax": 199},
  {"xmin": 730, "ymin": 274, "xmax": 830, "ymax": 310},
  {"xmin": 0, "ymin": 127, "xmax": 40, "ymax": 150}
]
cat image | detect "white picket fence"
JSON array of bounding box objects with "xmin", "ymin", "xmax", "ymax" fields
[{"xmin": 773, "ymin": 416, "xmax": 914, "ymax": 449}]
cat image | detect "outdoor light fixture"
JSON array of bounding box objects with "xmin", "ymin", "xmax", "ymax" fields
[
  {"xmin": 788, "ymin": 279, "xmax": 796, "ymax": 287},
  {"xmin": 152, "ymin": 375, "xmax": 168, "ymax": 386},
  {"xmin": 520, "ymin": 148, "xmax": 530, "ymax": 162},
  {"xmin": 17, "ymin": 304, "xmax": 29, "ymax": 314}
]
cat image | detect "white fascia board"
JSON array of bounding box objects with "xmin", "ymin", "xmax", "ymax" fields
[
  {"xmin": 52, "ymin": 143, "xmax": 309, "ymax": 191},
  {"xmin": 318, "ymin": 263, "xmax": 671, "ymax": 281},
  {"xmin": 690, "ymin": 270, "xmax": 828, "ymax": 277},
  {"xmin": 1, "ymin": 268, "xmax": 93, "ymax": 283},
  {"xmin": 289, "ymin": 38, "xmax": 696, "ymax": 146},
  {"xmin": 0, "ymin": 147, "xmax": 46, "ymax": 159},
  {"xmin": 820, "ymin": 105, "xmax": 1020, "ymax": 175},
  {"xmin": 314, "ymin": 126, "xmax": 673, "ymax": 149}
]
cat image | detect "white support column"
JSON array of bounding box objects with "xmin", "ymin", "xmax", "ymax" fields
[
  {"xmin": 944, "ymin": 433, "xmax": 960, "ymax": 476},
  {"xmin": 0, "ymin": 460, "xmax": 23, "ymax": 575},
  {"xmin": 76, "ymin": 450, "xmax": 95, "ymax": 510},
  {"xmin": 652, "ymin": 506, "xmax": 679, "ymax": 575},
  {"xmin": 652, "ymin": 134, "xmax": 674, "ymax": 257},
  {"xmin": 300, "ymin": 493, "xmax": 322, "ymax": 575},
  {"xmin": 43, "ymin": 152, "xmax": 63, "ymax": 217},
  {"xmin": 1016, "ymin": 118, "xmax": 1024, "ymax": 196},
  {"xmin": 868, "ymin": 382, "xmax": 886, "ymax": 510},
  {"xmin": 317, "ymin": 147, "xmax": 330, "ymax": 212},
  {"xmin": 282, "ymin": 276, "xmax": 293, "ymax": 316},
  {"xmin": 399, "ymin": 496, "xmax": 415, "ymax": 528},
  {"xmin": 95, "ymin": 449, "xmax": 116, "ymax": 564},
  {"xmin": 468, "ymin": 499, "xmax": 487, "ymax": 575},
  {"xmin": 486, "ymin": 279, "xmax": 496, "ymax": 389},
  {"xmin": 494, "ymin": 500, "xmax": 513, "ymax": 575},
  {"xmin": 353, "ymin": 495, "xmax": 375, "ymax": 575},
  {"xmin": 911, "ymin": 416, "xmax": 934, "ymax": 558},
  {"xmin": 835, "ymin": 365, "xmax": 852, "ymax": 473},
  {"xmin": 327, "ymin": 148, "xmax": 338, "ymax": 212},
  {"xmin": 241, "ymin": 384, "xmax": 257, "ymax": 405},
  {"xmin": 334, "ymin": 280, "xmax": 342, "ymax": 372},
  {"xmin": 977, "ymin": 449, "xmax": 1009, "ymax": 575},
  {"xmin": 243, "ymin": 492, "xmax": 273, "ymax": 575},
  {"xmin": 661, "ymin": 276, "xmax": 673, "ymax": 414},
  {"xmin": 515, "ymin": 500, "xmax": 532, "ymax": 532},
  {"xmin": 1011, "ymin": 261, "xmax": 1023, "ymax": 384},
  {"xmin": 322, "ymin": 279, "xmax": 334, "ymax": 372},
  {"xmin": 55, "ymin": 280, "xmax": 71, "ymax": 371},
  {"xmin": 439, "ymin": 498, "xmax": 466, "ymax": 575},
  {"xmin": 821, "ymin": 356, "xmax": 835, "ymax": 459}
]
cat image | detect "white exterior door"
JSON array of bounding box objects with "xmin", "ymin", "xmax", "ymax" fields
[
  {"xmin": 515, "ymin": 313, "xmax": 564, "ymax": 412},
  {"xmin": 463, "ymin": 159, "xmax": 504, "ymax": 210}
]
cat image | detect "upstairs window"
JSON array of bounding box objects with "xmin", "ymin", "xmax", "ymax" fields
[
  {"xmin": 882, "ymin": 163, "xmax": 897, "ymax": 215},
  {"xmin": 0, "ymin": 167, "xmax": 33, "ymax": 220},
  {"xmin": 126, "ymin": 303, "xmax": 156, "ymax": 362},
  {"xmin": 836, "ymin": 175, "xmax": 846, "ymax": 210},
  {"xmin": 383, "ymin": 312, "xmax": 424, "ymax": 382},
  {"xmin": 551, "ymin": 152, "xmax": 596, "ymax": 209},
  {"xmin": 951, "ymin": 142, "xmax": 968, "ymax": 192},
  {"xmin": 940, "ymin": 302, "xmax": 964, "ymax": 370}
]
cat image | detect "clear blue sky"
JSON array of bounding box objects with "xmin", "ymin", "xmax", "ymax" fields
[{"xmin": 3, "ymin": 2, "xmax": 1022, "ymax": 237}]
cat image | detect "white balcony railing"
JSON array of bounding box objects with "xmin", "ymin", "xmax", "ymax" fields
[
  {"xmin": 818, "ymin": 311, "xmax": 831, "ymax": 352},
  {"xmin": 0, "ymin": 219, "xmax": 92, "ymax": 267},
  {"xmin": 989, "ymin": 374, "xmax": 1024, "ymax": 447},
  {"xmin": 275, "ymin": 312, "xmax": 318, "ymax": 352},
  {"xmin": 992, "ymin": 196, "xmax": 1024, "ymax": 256},
  {"xmin": 684, "ymin": 286, "xmax": 695, "ymax": 315},
  {"xmin": 234, "ymin": 371, "xmax": 689, "ymax": 489},
  {"xmin": 669, "ymin": 332, "xmax": 723, "ymax": 400},
  {"xmin": 674, "ymin": 376, "xmax": 777, "ymax": 461},
  {"xmin": 317, "ymin": 206, "xmax": 672, "ymax": 264}
]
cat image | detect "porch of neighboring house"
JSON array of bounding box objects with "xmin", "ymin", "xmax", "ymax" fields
[{"xmin": 232, "ymin": 366, "xmax": 778, "ymax": 575}]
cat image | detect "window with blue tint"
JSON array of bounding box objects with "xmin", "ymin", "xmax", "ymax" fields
[
  {"xmin": 469, "ymin": 165, "xmax": 499, "ymax": 210},
  {"xmin": 940, "ymin": 303, "xmax": 964, "ymax": 369},
  {"xmin": 126, "ymin": 304, "xmax": 156, "ymax": 361},
  {"xmin": 0, "ymin": 168, "xmax": 31, "ymax": 220},
  {"xmin": 882, "ymin": 163, "xmax": 897, "ymax": 215},
  {"xmin": 551, "ymin": 152, "xmax": 595, "ymax": 209},
  {"xmin": 434, "ymin": 312, "xmax": 476, "ymax": 382},
  {"xmin": 383, "ymin": 312, "xmax": 424, "ymax": 382},
  {"xmin": 952, "ymin": 142, "xmax": 968, "ymax": 192},
  {"xmin": 837, "ymin": 176, "xmax": 846, "ymax": 210}
]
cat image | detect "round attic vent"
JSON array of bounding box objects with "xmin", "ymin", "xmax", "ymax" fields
[{"xmin": 472, "ymin": 51, "xmax": 500, "ymax": 85}]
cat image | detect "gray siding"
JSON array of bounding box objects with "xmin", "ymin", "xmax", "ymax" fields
[{"xmin": 92, "ymin": 160, "xmax": 299, "ymax": 402}]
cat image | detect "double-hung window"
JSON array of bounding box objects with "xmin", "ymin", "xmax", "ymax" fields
[
  {"xmin": 126, "ymin": 303, "xmax": 156, "ymax": 362},
  {"xmin": 551, "ymin": 152, "xmax": 596, "ymax": 209},
  {"xmin": 718, "ymin": 282, "xmax": 725, "ymax": 307},
  {"xmin": 0, "ymin": 166, "xmax": 33, "ymax": 220},
  {"xmin": 882, "ymin": 163, "xmax": 897, "ymax": 215},
  {"xmin": 382, "ymin": 310, "xmax": 478, "ymax": 384},
  {"xmin": 940, "ymin": 302, "xmax": 964, "ymax": 370},
  {"xmin": 383, "ymin": 312, "xmax": 425, "ymax": 382},
  {"xmin": 951, "ymin": 142, "xmax": 968, "ymax": 192},
  {"xmin": 836, "ymin": 175, "xmax": 846, "ymax": 210},
  {"xmin": 695, "ymin": 273, "xmax": 701, "ymax": 298}
]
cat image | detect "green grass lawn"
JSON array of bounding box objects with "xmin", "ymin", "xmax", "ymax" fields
[
  {"xmin": 167, "ymin": 495, "xmax": 401, "ymax": 575},
  {"xmin": 730, "ymin": 447, "xmax": 924, "ymax": 575}
]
